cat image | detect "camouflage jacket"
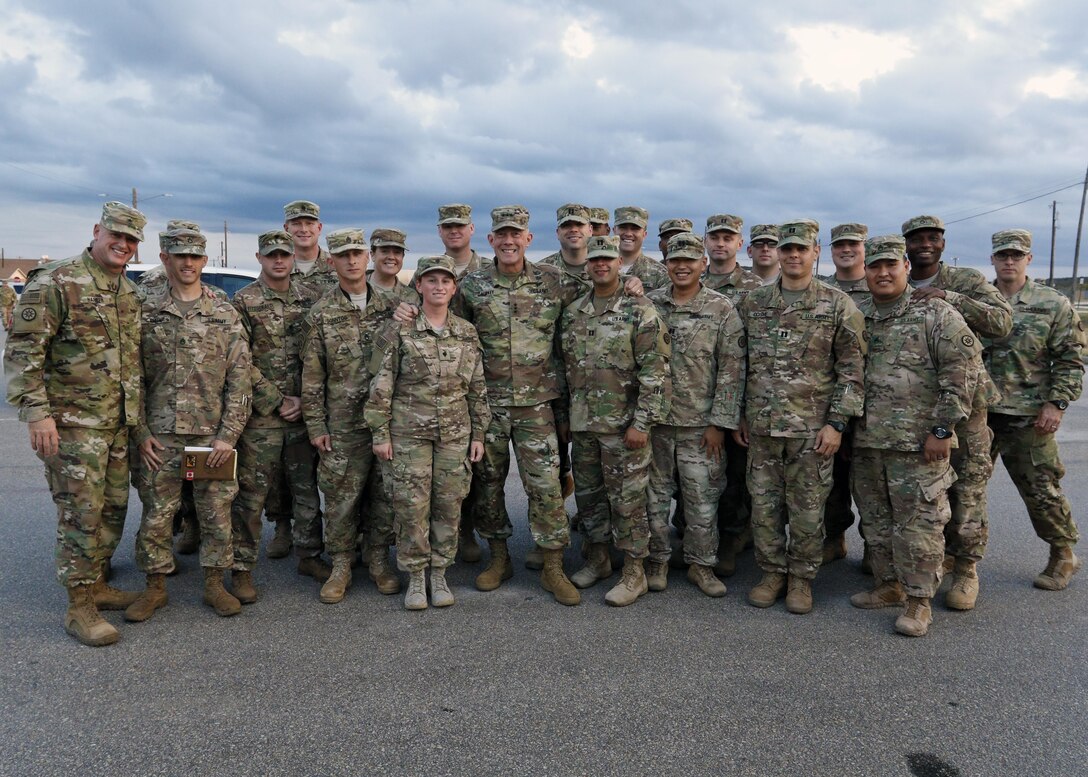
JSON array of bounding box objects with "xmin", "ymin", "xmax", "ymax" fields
[
  {"xmin": 739, "ymin": 279, "xmax": 866, "ymax": 437},
  {"xmin": 365, "ymin": 314, "xmax": 491, "ymax": 445},
  {"xmin": 366, "ymin": 272, "xmax": 421, "ymax": 308},
  {"xmin": 982, "ymin": 278, "xmax": 1085, "ymax": 416},
  {"xmin": 855, "ymin": 291, "xmax": 982, "ymax": 451},
  {"xmin": 702, "ymin": 264, "xmax": 763, "ymax": 305},
  {"xmin": 912, "ymin": 263, "xmax": 1012, "ymax": 339},
  {"xmin": 232, "ymin": 277, "xmax": 320, "ymax": 428},
  {"xmin": 5, "ymin": 251, "xmax": 141, "ymax": 429},
  {"xmin": 559, "ymin": 290, "xmax": 671, "ymax": 434},
  {"xmin": 648, "ymin": 284, "xmax": 744, "ymax": 429},
  {"xmin": 300, "ymin": 283, "xmax": 401, "ymax": 439},
  {"xmin": 821, "ymin": 274, "xmax": 871, "ymax": 305},
  {"xmin": 290, "ymin": 248, "xmax": 338, "ymax": 296},
  {"xmin": 137, "ymin": 286, "xmax": 252, "ymax": 446},
  {"xmin": 620, "ymin": 252, "xmax": 670, "ymax": 291},
  {"xmin": 136, "ymin": 265, "xmax": 228, "ymax": 303},
  {"xmin": 538, "ymin": 251, "xmax": 592, "ymax": 301},
  {"xmin": 455, "ymin": 260, "xmax": 571, "ymax": 410},
  {"xmin": 1, "ymin": 284, "xmax": 16, "ymax": 318}
]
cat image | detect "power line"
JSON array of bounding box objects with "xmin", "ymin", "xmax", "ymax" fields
[
  {"xmin": 944, "ymin": 180, "xmax": 1086, "ymax": 225},
  {"xmin": 1, "ymin": 161, "xmax": 106, "ymax": 196},
  {"xmin": 939, "ymin": 177, "xmax": 1085, "ymax": 219}
]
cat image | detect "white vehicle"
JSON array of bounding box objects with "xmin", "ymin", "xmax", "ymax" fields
[{"xmin": 124, "ymin": 263, "xmax": 260, "ymax": 299}]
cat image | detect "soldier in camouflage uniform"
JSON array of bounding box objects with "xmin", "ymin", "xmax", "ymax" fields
[
  {"xmin": 850, "ymin": 235, "xmax": 983, "ymax": 637},
  {"xmin": 646, "ymin": 233, "xmax": 743, "ymax": 597},
  {"xmin": 904, "ymin": 214, "xmax": 1012, "ymax": 610},
  {"xmin": 2, "ymin": 280, "xmax": 18, "ymax": 331},
  {"xmin": 5, "ymin": 202, "xmax": 145, "ymax": 646},
  {"xmin": 736, "ymin": 219, "xmax": 866, "ymax": 614},
  {"xmin": 284, "ymin": 199, "xmax": 338, "ymax": 296},
  {"xmin": 368, "ymin": 228, "xmax": 418, "ymax": 305},
  {"xmin": 366, "ymin": 255, "xmax": 491, "ymax": 610},
  {"xmin": 452, "ymin": 206, "xmax": 580, "ymax": 605},
  {"xmin": 560, "ymin": 235, "xmax": 672, "ymax": 606},
  {"xmin": 614, "ymin": 206, "xmax": 670, "ymax": 290},
  {"xmin": 984, "ymin": 229, "xmax": 1085, "ymax": 590},
  {"xmin": 657, "ymin": 218, "xmax": 693, "ymax": 261},
  {"xmin": 127, "ymin": 227, "xmax": 253, "ymax": 622},
  {"xmin": 589, "ymin": 207, "xmax": 611, "ymax": 237},
  {"xmin": 701, "ymin": 214, "xmax": 763, "ymax": 576},
  {"xmin": 228, "ymin": 230, "xmax": 325, "ymax": 603},
  {"xmin": 747, "ymin": 223, "xmax": 780, "ymax": 284},
  {"xmin": 820, "ymin": 223, "xmax": 871, "ymax": 566},
  {"xmin": 301, "ymin": 228, "xmax": 404, "ymax": 603}
]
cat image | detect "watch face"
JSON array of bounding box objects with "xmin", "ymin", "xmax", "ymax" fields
[{"xmin": 1055, "ymin": 400, "xmax": 1069, "ymax": 410}]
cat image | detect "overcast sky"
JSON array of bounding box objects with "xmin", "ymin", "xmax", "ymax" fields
[{"xmin": 1, "ymin": 0, "xmax": 1086, "ymax": 276}]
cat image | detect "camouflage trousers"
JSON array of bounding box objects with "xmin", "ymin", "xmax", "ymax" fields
[
  {"xmin": 990, "ymin": 413, "xmax": 1079, "ymax": 547},
  {"xmin": 474, "ymin": 403, "xmax": 569, "ymax": 550},
  {"xmin": 382, "ymin": 436, "xmax": 472, "ymax": 572},
  {"xmin": 717, "ymin": 433, "xmax": 751, "ymax": 539},
  {"xmin": 822, "ymin": 447, "xmax": 857, "ymax": 538},
  {"xmin": 572, "ymin": 430, "xmax": 651, "ymax": 559},
  {"xmin": 134, "ymin": 433, "xmax": 236, "ymax": 573},
  {"xmin": 41, "ymin": 426, "xmax": 130, "ymax": 587},
  {"xmin": 648, "ymin": 425, "xmax": 723, "ymax": 566},
  {"xmin": 852, "ymin": 447, "xmax": 956, "ymax": 598},
  {"xmin": 231, "ymin": 424, "xmax": 323, "ymax": 571},
  {"xmin": 747, "ymin": 434, "xmax": 833, "ymax": 580},
  {"xmin": 945, "ymin": 408, "xmax": 994, "ymax": 562},
  {"xmin": 317, "ymin": 429, "xmax": 393, "ymax": 555}
]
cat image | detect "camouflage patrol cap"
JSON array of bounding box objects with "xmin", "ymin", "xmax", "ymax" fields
[
  {"xmin": 864, "ymin": 235, "xmax": 906, "ymax": 265},
  {"xmin": 992, "ymin": 229, "xmax": 1032, "ymax": 254},
  {"xmin": 588, "ymin": 207, "xmax": 610, "ymax": 225},
  {"xmin": 586, "ymin": 235, "xmax": 621, "ymax": 260},
  {"xmin": 749, "ymin": 224, "xmax": 779, "ymax": 243},
  {"xmin": 326, "ymin": 228, "xmax": 368, "ymax": 255},
  {"xmin": 162, "ymin": 228, "xmax": 207, "ymax": 257},
  {"xmin": 831, "ymin": 223, "xmax": 869, "ymax": 243},
  {"xmin": 901, "ymin": 214, "xmax": 945, "ymax": 236},
  {"xmin": 659, "ymin": 218, "xmax": 694, "ymax": 237},
  {"xmin": 665, "ymin": 232, "xmax": 705, "ymax": 261},
  {"xmin": 614, "ymin": 206, "xmax": 649, "ymax": 229},
  {"xmin": 158, "ymin": 220, "xmax": 202, "ymax": 250},
  {"xmin": 370, "ymin": 228, "xmax": 408, "ymax": 251},
  {"xmin": 257, "ymin": 229, "xmax": 295, "ymax": 256},
  {"xmin": 437, "ymin": 203, "xmax": 473, "ymax": 226},
  {"xmin": 415, "ymin": 254, "xmax": 457, "ymax": 279},
  {"xmin": 778, "ymin": 219, "xmax": 820, "ymax": 248},
  {"xmin": 556, "ymin": 203, "xmax": 591, "ymax": 225},
  {"xmin": 283, "ymin": 200, "xmax": 321, "ymax": 221},
  {"xmin": 706, "ymin": 214, "xmax": 743, "ymax": 235},
  {"xmin": 491, "ymin": 205, "xmax": 530, "ymax": 231},
  {"xmin": 100, "ymin": 201, "xmax": 147, "ymax": 242}
]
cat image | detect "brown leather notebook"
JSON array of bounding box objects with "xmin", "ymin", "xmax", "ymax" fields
[{"xmin": 182, "ymin": 446, "xmax": 238, "ymax": 481}]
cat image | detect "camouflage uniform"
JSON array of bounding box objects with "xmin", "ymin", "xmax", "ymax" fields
[
  {"xmin": 230, "ymin": 271, "xmax": 323, "ymax": 571},
  {"xmin": 538, "ymin": 250, "xmax": 591, "ymax": 301},
  {"xmin": 853, "ymin": 289, "xmax": 982, "ymax": 597},
  {"xmin": 5, "ymin": 249, "xmax": 142, "ymax": 586},
  {"xmin": 365, "ymin": 312, "xmax": 491, "ymax": 572},
  {"xmin": 739, "ymin": 278, "xmax": 866, "ymax": 580},
  {"xmin": 647, "ymin": 284, "xmax": 743, "ymax": 566},
  {"xmin": 702, "ymin": 264, "xmax": 763, "ymax": 304},
  {"xmin": 1, "ymin": 283, "xmax": 17, "ymax": 331},
  {"xmin": 984, "ymin": 277, "xmax": 1085, "ymax": 548},
  {"xmin": 133, "ymin": 285, "xmax": 252, "ymax": 573},
  {"xmin": 456, "ymin": 259, "xmax": 573, "ymax": 549},
  {"xmin": 367, "ymin": 271, "xmax": 420, "ymax": 307},
  {"xmin": 622, "ymin": 252, "xmax": 670, "ymax": 291},
  {"xmin": 136, "ymin": 264, "xmax": 229, "ymax": 303},
  {"xmin": 559, "ymin": 290, "xmax": 671, "ymax": 558},
  {"xmin": 300, "ymin": 282, "xmax": 405, "ymax": 556},
  {"xmin": 288, "ymin": 248, "xmax": 338, "ymax": 296},
  {"xmin": 909, "ymin": 260, "xmax": 1011, "ymax": 563}
]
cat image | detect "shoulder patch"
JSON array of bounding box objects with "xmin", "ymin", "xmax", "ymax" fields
[
  {"xmin": 961, "ymin": 334, "xmax": 974, "ymax": 348},
  {"xmin": 20, "ymin": 290, "xmax": 42, "ymax": 304},
  {"xmin": 21, "ymin": 308, "xmax": 37, "ymax": 321}
]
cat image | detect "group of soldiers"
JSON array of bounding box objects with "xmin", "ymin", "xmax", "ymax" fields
[{"xmin": 4, "ymin": 196, "xmax": 1084, "ymax": 647}]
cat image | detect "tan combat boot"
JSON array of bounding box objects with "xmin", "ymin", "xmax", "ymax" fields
[
  {"xmin": 747, "ymin": 572, "xmax": 787, "ymax": 608},
  {"xmin": 266, "ymin": 518, "xmax": 293, "ymax": 559},
  {"xmin": 604, "ymin": 556, "xmax": 648, "ymax": 607},
  {"xmin": 320, "ymin": 553, "xmax": 354, "ymax": 604},
  {"xmin": 646, "ymin": 560, "xmax": 669, "ymax": 592},
  {"xmin": 65, "ymin": 585, "xmax": 119, "ymax": 647},
  {"xmin": 475, "ymin": 539, "xmax": 514, "ymax": 591},
  {"xmin": 895, "ymin": 596, "xmax": 933, "ymax": 637},
  {"xmin": 202, "ymin": 568, "xmax": 242, "ymax": 617},
  {"xmin": 785, "ymin": 575, "xmax": 813, "ymax": 614},
  {"xmin": 687, "ymin": 564, "xmax": 727, "ymax": 598},
  {"xmin": 1034, "ymin": 545, "xmax": 1082, "ymax": 591},
  {"xmin": 945, "ymin": 559, "xmax": 979, "ymax": 610},
  {"xmin": 850, "ymin": 580, "xmax": 906, "ymax": 609},
  {"xmin": 297, "ymin": 555, "xmax": 332, "ymax": 582},
  {"xmin": 92, "ymin": 573, "xmax": 140, "ymax": 610},
  {"xmin": 457, "ymin": 526, "xmax": 483, "ymax": 564},
  {"xmin": 124, "ymin": 574, "xmax": 168, "ymax": 622},
  {"xmin": 404, "ymin": 570, "xmax": 427, "ymax": 610},
  {"xmin": 368, "ymin": 547, "xmax": 401, "ymax": 595},
  {"xmin": 570, "ymin": 542, "xmax": 612, "ymax": 589},
  {"xmin": 524, "ymin": 544, "xmax": 545, "ymax": 570},
  {"xmin": 821, "ymin": 533, "xmax": 847, "ymax": 565},
  {"xmin": 231, "ymin": 570, "xmax": 258, "ymax": 604},
  {"xmin": 175, "ymin": 513, "xmax": 200, "ymax": 555},
  {"xmin": 540, "ymin": 548, "xmax": 580, "ymax": 606},
  {"xmin": 430, "ymin": 567, "xmax": 455, "ymax": 607}
]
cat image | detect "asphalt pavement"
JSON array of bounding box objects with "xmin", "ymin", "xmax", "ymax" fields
[{"xmin": 1, "ymin": 327, "xmax": 1086, "ymax": 777}]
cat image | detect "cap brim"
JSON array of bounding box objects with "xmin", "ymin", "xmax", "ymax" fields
[
  {"xmin": 831, "ymin": 234, "xmax": 865, "ymax": 244},
  {"xmin": 259, "ymin": 244, "xmax": 296, "ymax": 256},
  {"xmin": 438, "ymin": 218, "xmax": 472, "ymax": 226},
  {"xmin": 167, "ymin": 246, "xmax": 207, "ymax": 256},
  {"xmin": 418, "ymin": 267, "xmax": 456, "ymax": 278},
  {"xmin": 777, "ymin": 236, "xmax": 812, "ymax": 247},
  {"xmin": 992, "ymin": 242, "xmax": 1030, "ymax": 254},
  {"xmin": 705, "ymin": 226, "xmax": 740, "ymax": 234},
  {"xmin": 615, "ymin": 220, "xmax": 647, "ymax": 228},
  {"xmin": 372, "ymin": 242, "xmax": 407, "ymax": 250},
  {"xmin": 329, "ymin": 243, "xmax": 368, "ymax": 254},
  {"xmin": 491, "ymin": 221, "xmax": 527, "ymax": 231}
]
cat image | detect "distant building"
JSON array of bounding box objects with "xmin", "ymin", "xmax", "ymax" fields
[{"xmin": 1, "ymin": 257, "xmax": 47, "ymax": 285}]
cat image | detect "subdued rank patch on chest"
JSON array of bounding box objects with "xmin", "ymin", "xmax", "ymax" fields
[{"xmin": 778, "ymin": 329, "xmax": 790, "ymax": 339}]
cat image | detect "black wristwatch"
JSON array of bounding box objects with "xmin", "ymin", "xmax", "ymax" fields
[
  {"xmin": 931, "ymin": 426, "xmax": 952, "ymax": 440},
  {"xmin": 827, "ymin": 419, "xmax": 847, "ymax": 433},
  {"xmin": 1050, "ymin": 399, "xmax": 1069, "ymax": 411}
]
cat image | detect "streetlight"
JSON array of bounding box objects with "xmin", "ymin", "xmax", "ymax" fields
[{"xmin": 130, "ymin": 189, "xmax": 172, "ymax": 260}]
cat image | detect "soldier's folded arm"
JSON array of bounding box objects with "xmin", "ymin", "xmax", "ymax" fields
[
  {"xmin": 944, "ymin": 281, "xmax": 1013, "ymax": 339},
  {"xmin": 932, "ymin": 315, "xmax": 980, "ymax": 429},
  {"xmin": 1046, "ymin": 297, "xmax": 1086, "ymax": 403},
  {"xmin": 631, "ymin": 303, "xmax": 672, "ymax": 432},
  {"xmin": 828, "ymin": 303, "xmax": 867, "ymax": 421}
]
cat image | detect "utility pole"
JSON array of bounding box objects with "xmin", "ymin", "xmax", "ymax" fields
[
  {"xmin": 1072, "ymin": 164, "xmax": 1088, "ymax": 305},
  {"xmin": 1049, "ymin": 200, "xmax": 1058, "ymax": 288},
  {"xmin": 223, "ymin": 221, "xmax": 229, "ymax": 267}
]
